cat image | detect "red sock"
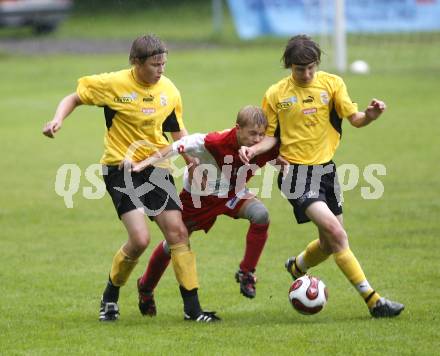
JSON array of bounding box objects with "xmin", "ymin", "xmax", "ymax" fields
[
  {"xmin": 139, "ymin": 241, "xmax": 171, "ymax": 291},
  {"xmin": 239, "ymin": 223, "xmax": 269, "ymax": 273}
]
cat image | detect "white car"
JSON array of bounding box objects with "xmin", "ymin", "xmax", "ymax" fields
[{"xmin": 0, "ymin": 0, "xmax": 72, "ymax": 34}]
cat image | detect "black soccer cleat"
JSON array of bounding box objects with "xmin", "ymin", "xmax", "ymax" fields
[
  {"xmin": 99, "ymin": 299, "xmax": 120, "ymax": 322},
  {"xmin": 369, "ymin": 297, "xmax": 405, "ymax": 318},
  {"xmin": 137, "ymin": 278, "xmax": 157, "ymax": 317},
  {"xmin": 184, "ymin": 310, "xmax": 221, "ymax": 323},
  {"xmin": 285, "ymin": 257, "xmax": 305, "ymax": 281},
  {"xmin": 235, "ymin": 269, "xmax": 257, "ymax": 299}
]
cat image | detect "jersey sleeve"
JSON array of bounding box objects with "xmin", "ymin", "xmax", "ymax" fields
[
  {"xmin": 262, "ymin": 89, "xmax": 278, "ymax": 137},
  {"xmin": 162, "ymin": 89, "xmax": 185, "ymax": 132},
  {"xmin": 171, "ymin": 133, "xmax": 207, "ymax": 154},
  {"xmin": 76, "ymin": 73, "xmax": 109, "ymax": 106},
  {"xmin": 333, "ymin": 77, "xmax": 358, "ymax": 118}
]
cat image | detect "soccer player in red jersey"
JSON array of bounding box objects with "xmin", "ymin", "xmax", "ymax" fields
[{"xmin": 132, "ymin": 105, "xmax": 279, "ymax": 316}]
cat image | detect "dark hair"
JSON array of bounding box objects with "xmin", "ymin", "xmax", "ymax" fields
[
  {"xmin": 282, "ymin": 34, "xmax": 321, "ymax": 68},
  {"xmin": 236, "ymin": 105, "xmax": 268, "ymax": 128},
  {"xmin": 129, "ymin": 34, "xmax": 168, "ymax": 65}
]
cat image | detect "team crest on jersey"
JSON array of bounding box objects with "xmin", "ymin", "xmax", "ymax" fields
[
  {"xmin": 276, "ymin": 96, "xmax": 297, "ymax": 109},
  {"xmin": 320, "ymin": 91, "xmax": 329, "ymax": 105},
  {"xmin": 160, "ymin": 93, "xmax": 168, "ymax": 106},
  {"xmin": 142, "ymin": 108, "xmax": 156, "ymax": 115}
]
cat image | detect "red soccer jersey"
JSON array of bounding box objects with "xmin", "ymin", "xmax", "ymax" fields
[
  {"xmin": 204, "ymin": 127, "xmax": 279, "ymax": 192},
  {"xmin": 171, "ymin": 127, "xmax": 279, "ymax": 197}
]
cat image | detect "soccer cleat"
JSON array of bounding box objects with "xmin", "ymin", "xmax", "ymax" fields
[
  {"xmin": 184, "ymin": 311, "xmax": 221, "ymax": 323},
  {"xmin": 137, "ymin": 278, "xmax": 157, "ymax": 317},
  {"xmin": 235, "ymin": 269, "xmax": 257, "ymax": 299},
  {"xmin": 285, "ymin": 257, "xmax": 306, "ymax": 280},
  {"xmin": 369, "ymin": 297, "xmax": 404, "ymax": 318},
  {"xmin": 99, "ymin": 299, "xmax": 120, "ymax": 322}
]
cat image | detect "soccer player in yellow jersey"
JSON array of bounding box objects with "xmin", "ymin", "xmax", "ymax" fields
[
  {"xmin": 239, "ymin": 35, "xmax": 404, "ymax": 318},
  {"xmin": 42, "ymin": 34, "xmax": 219, "ymax": 323}
]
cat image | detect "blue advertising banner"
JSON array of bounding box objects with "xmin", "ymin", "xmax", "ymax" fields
[{"xmin": 227, "ymin": 0, "xmax": 440, "ymax": 39}]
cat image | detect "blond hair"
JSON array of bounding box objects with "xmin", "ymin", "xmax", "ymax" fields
[{"xmin": 236, "ymin": 105, "xmax": 268, "ymax": 128}]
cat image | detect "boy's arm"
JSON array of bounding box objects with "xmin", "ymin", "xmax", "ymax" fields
[
  {"xmin": 131, "ymin": 133, "xmax": 206, "ymax": 172},
  {"xmin": 130, "ymin": 145, "xmax": 175, "ymax": 172},
  {"xmin": 42, "ymin": 93, "xmax": 83, "ymax": 138},
  {"xmin": 348, "ymin": 99, "xmax": 386, "ymax": 128}
]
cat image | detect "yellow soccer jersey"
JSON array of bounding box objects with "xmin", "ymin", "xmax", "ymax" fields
[
  {"xmin": 263, "ymin": 71, "xmax": 358, "ymax": 165},
  {"xmin": 77, "ymin": 69, "xmax": 185, "ymax": 166}
]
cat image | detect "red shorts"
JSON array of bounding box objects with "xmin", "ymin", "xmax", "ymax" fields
[{"xmin": 179, "ymin": 189, "xmax": 252, "ymax": 233}]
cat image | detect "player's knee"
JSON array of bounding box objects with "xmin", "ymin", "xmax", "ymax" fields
[
  {"xmin": 165, "ymin": 222, "xmax": 189, "ymax": 244},
  {"xmin": 129, "ymin": 229, "xmax": 150, "ymax": 252},
  {"xmin": 323, "ymin": 220, "xmax": 346, "ymax": 241},
  {"xmin": 135, "ymin": 235, "xmax": 150, "ymax": 252},
  {"xmin": 245, "ymin": 202, "xmax": 270, "ymax": 225}
]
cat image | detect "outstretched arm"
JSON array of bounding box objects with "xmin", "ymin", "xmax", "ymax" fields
[
  {"xmin": 131, "ymin": 133, "xmax": 206, "ymax": 172},
  {"xmin": 42, "ymin": 93, "xmax": 83, "ymax": 138},
  {"xmin": 130, "ymin": 145, "xmax": 175, "ymax": 172},
  {"xmin": 348, "ymin": 98, "xmax": 386, "ymax": 128}
]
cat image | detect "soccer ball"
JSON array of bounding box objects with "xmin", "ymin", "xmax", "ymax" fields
[
  {"xmin": 349, "ymin": 60, "xmax": 370, "ymax": 74},
  {"xmin": 288, "ymin": 275, "xmax": 328, "ymax": 315}
]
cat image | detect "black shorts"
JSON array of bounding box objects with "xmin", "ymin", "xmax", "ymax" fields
[
  {"xmin": 277, "ymin": 161, "xmax": 342, "ymax": 224},
  {"xmin": 103, "ymin": 165, "xmax": 182, "ymax": 219}
]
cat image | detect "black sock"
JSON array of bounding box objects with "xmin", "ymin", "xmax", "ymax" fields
[
  {"xmin": 102, "ymin": 277, "xmax": 120, "ymax": 303},
  {"xmin": 179, "ymin": 286, "xmax": 202, "ymax": 317}
]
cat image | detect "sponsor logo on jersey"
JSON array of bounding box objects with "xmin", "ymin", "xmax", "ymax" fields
[
  {"xmin": 160, "ymin": 93, "xmax": 168, "ymax": 106},
  {"xmin": 276, "ymin": 96, "xmax": 297, "ymax": 109},
  {"xmin": 302, "ymin": 95, "xmax": 314, "ymax": 103},
  {"xmin": 142, "ymin": 108, "xmax": 156, "ymax": 115},
  {"xmin": 320, "ymin": 91, "xmax": 330, "ymax": 105},
  {"xmin": 302, "ymin": 107, "xmax": 317, "ymax": 115},
  {"xmin": 177, "ymin": 145, "xmax": 185, "ymax": 153},
  {"xmin": 114, "ymin": 96, "xmax": 133, "ymax": 103},
  {"xmin": 114, "ymin": 92, "xmax": 137, "ymax": 103},
  {"xmin": 143, "ymin": 95, "xmax": 154, "ymax": 102}
]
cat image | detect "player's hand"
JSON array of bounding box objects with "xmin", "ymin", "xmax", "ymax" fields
[
  {"xmin": 118, "ymin": 159, "xmax": 134, "ymax": 171},
  {"xmin": 131, "ymin": 162, "xmax": 146, "ymax": 173},
  {"xmin": 238, "ymin": 146, "xmax": 256, "ymax": 164},
  {"xmin": 131, "ymin": 158, "xmax": 155, "ymax": 173},
  {"xmin": 42, "ymin": 119, "xmax": 62, "ymax": 138},
  {"xmin": 365, "ymin": 98, "xmax": 386, "ymax": 121},
  {"xmin": 275, "ymin": 155, "xmax": 290, "ymax": 177}
]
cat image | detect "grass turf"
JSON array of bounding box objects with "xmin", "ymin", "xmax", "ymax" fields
[{"xmin": 1, "ymin": 40, "xmax": 439, "ymax": 354}]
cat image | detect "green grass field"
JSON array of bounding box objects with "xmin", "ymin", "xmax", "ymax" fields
[{"xmin": 1, "ymin": 7, "xmax": 440, "ymax": 355}]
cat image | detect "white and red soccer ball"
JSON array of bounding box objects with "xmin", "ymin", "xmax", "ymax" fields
[{"xmin": 288, "ymin": 275, "xmax": 328, "ymax": 315}]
